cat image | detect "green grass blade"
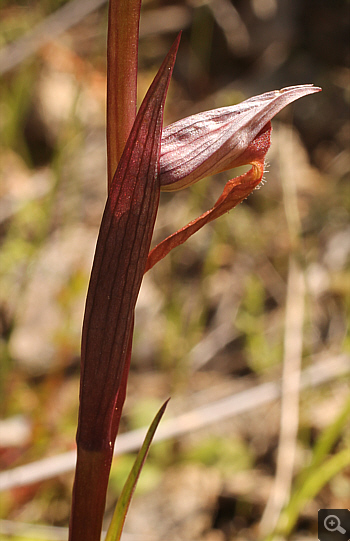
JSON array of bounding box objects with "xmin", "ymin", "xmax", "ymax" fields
[
  {"xmin": 295, "ymin": 395, "xmax": 350, "ymax": 492},
  {"xmin": 276, "ymin": 447, "xmax": 350, "ymax": 537},
  {"xmin": 308, "ymin": 395, "xmax": 350, "ymax": 470},
  {"xmin": 105, "ymin": 399, "xmax": 170, "ymax": 541}
]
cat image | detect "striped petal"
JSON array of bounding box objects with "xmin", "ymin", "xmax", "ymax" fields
[{"xmin": 159, "ymin": 85, "xmax": 321, "ymax": 192}]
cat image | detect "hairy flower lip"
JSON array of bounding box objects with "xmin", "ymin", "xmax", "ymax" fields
[
  {"xmin": 146, "ymin": 122, "xmax": 272, "ymax": 273},
  {"xmin": 159, "ymin": 84, "xmax": 322, "ymax": 192}
]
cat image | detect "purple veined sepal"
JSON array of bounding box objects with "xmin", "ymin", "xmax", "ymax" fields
[{"xmin": 159, "ymin": 85, "xmax": 322, "ymax": 192}]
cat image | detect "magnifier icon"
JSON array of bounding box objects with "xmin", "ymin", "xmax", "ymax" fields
[{"xmin": 324, "ymin": 514, "xmax": 346, "ymax": 534}]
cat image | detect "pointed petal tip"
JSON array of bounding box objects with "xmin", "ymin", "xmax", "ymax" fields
[
  {"xmin": 278, "ymin": 84, "xmax": 322, "ymax": 95},
  {"xmin": 168, "ymin": 32, "xmax": 182, "ymax": 58}
]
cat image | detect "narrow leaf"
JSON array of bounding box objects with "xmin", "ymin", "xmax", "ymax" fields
[
  {"xmin": 277, "ymin": 448, "xmax": 350, "ymax": 536},
  {"xmin": 294, "ymin": 395, "xmax": 350, "ymax": 491},
  {"xmin": 105, "ymin": 400, "xmax": 170, "ymax": 541}
]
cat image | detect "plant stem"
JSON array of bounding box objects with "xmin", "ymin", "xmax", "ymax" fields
[
  {"xmin": 107, "ymin": 0, "xmax": 141, "ymax": 189},
  {"xmin": 69, "ymin": 333, "xmax": 133, "ymax": 541},
  {"xmin": 69, "ymin": 446, "xmax": 113, "ymax": 541}
]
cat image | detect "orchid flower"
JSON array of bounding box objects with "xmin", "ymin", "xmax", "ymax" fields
[
  {"xmin": 69, "ymin": 2, "xmax": 321, "ymax": 537},
  {"xmin": 159, "ymin": 85, "xmax": 320, "ymax": 192},
  {"xmin": 146, "ymin": 85, "xmax": 321, "ymax": 271}
]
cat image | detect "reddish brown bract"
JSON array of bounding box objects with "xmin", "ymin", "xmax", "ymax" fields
[{"xmin": 78, "ymin": 36, "xmax": 180, "ymax": 451}]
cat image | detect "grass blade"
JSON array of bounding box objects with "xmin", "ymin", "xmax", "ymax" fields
[
  {"xmin": 105, "ymin": 399, "xmax": 170, "ymax": 541},
  {"xmin": 275, "ymin": 448, "xmax": 350, "ymax": 537}
]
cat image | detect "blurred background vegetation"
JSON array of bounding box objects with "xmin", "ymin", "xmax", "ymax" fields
[{"xmin": 0, "ymin": 0, "xmax": 349, "ymax": 540}]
